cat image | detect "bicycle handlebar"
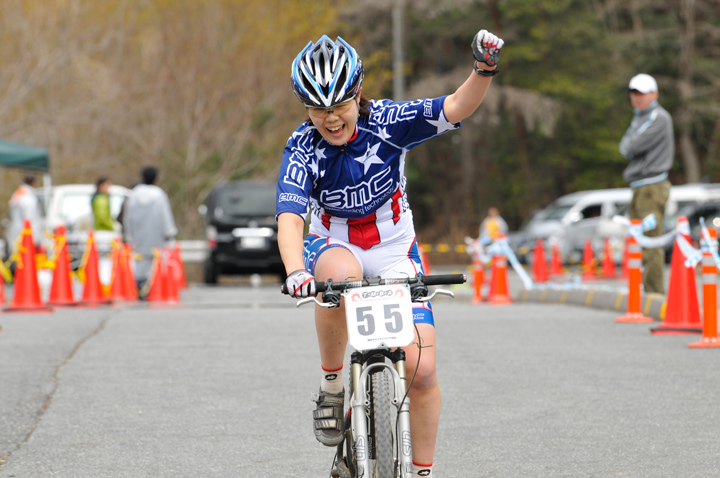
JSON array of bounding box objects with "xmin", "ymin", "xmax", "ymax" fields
[{"xmin": 281, "ymin": 273, "xmax": 466, "ymax": 295}]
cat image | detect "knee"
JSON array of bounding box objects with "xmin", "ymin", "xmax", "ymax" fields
[
  {"xmin": 315, "ymin": 252, "xmax": 362, "ymax": 283},
  {"xmin": 409, "ymin": 361, "xmax": 438, "ymax": 392}
]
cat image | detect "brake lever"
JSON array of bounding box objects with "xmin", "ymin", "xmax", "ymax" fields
[
  {"xmin": 296, "ymin": 297, "xmax": 336, "ymax": 308},
  {"xmin": 416, "ymin": 288, "xmax": 455, "ymax": 302}
]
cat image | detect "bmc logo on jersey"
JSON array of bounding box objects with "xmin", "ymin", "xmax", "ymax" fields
[
  {"xmin": 423, "ymin": 99, "xmax": 432, "ymax": 117},
  {"xmin": 283, "ymin": 160, "xmax": 308, "ymax": 190},
  {"xmin": 278, "ymin": 193, "xmax": 308, "ymax": 207},
  {"xmin": 321, "ymin": 168, "xmax": 393, "ymax": 210}
]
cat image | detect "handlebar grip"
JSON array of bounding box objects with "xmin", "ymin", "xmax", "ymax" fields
[
  {"xmin": 281, "ymin": 281, "xmax": 326, "ymax": 295},
  {"xmin": 421, "ymin": 273, "xmax": 467, "ymax": 286}
]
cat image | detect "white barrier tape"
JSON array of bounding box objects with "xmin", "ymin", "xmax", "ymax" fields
[
  {"xmin": 614, "ymin": 213, "xmax": 675, "ymax": 248},
  {"xmin": 478, "ymin": 233, "xmax": 493, "ymax": 246},
  {"xmin": 675, "ymin": 234, "xmax": 702, "ymax": 268},
  {"xmin": 641, "ymin": 213, "xmax": 657, "ymax": 231},
  {"xmin": 699, "ymin": 218, "xmax": 720, "ymax": 271},
  {"xmin": 628, "ymin": 226, "xmax": 677, "ymax": 249},
  {"xmin": 497, "ymin": 239, "xmax": 535, "ymax": 290},
  {"xmin": 487, "ymin": 241, "xmax": 503, "ymax": 257},
  {"xmin": 464, "ymin": 236, "xmax": 491, "ymax": 263},
  {"xmin": 611, "ymin": 213, "xmax": 657, "ymax": 231}
]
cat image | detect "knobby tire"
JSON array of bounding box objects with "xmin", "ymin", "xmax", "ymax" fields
[{"xmin": 371, "ymin": 369, "xmax": 395, "ymax": 478}]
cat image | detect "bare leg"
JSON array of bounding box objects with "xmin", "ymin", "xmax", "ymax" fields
[
  {"xmin": 403, "ymin": 323, "xmax": 440, "ymax": 465},
  {"xmin": 313, "ymin": 247, "xmax": 363, "ymax": 370}
]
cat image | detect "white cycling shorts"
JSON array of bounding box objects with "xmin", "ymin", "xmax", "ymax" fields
[{"xmin": 303, "ymin": 232, "xmax": 434, "ymax": 326}]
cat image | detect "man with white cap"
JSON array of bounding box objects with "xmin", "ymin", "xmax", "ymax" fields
[{"xmin": 620, "ymin": 73, "xmax": 674, "ymax": 294}]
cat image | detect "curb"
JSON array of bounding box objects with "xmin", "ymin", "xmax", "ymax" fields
[{"xmin": 514, "ymin": 288, "xmax": 667, "ymax": 321}]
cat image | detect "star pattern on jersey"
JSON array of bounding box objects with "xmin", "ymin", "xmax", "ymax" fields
[
  {"xmin": 312, "ymin": 147, "xmax": 326, "ymax": 180},
  {"xmin": 354, "ymin": 142, "xmax": 384, "ymax": 174},
  {"xmin": 377, "ymin": 127, "xmax": 392, "ymax": 141},
  {"xmin": 426, "ymin": 112, "xmax": 456, "ymax": 135}
]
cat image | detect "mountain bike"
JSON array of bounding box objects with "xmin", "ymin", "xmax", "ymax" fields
[{"xmin": 283, "ymin": 273, "xmax": 466, "ymax": 478}]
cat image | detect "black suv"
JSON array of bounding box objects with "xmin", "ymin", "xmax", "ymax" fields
[{"xmin": 199, "ymin": 181, "xmax": 284, "ymax": 283}]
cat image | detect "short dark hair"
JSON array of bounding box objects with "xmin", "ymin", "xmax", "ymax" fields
[
  {"xmin": 96, "ymin": 177, "xmax": 109, "ymax": 188},
  {"xmin": 141, "ymin": 166, "xmax": 157, "ymax": 185},
  {"xmin": 24, "ymin": 175, "xmax": 36, "ymax": 186}
]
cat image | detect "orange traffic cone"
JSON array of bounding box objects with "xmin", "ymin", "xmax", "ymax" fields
[
  {"xmin": 80, "ymin": 231, "xmax": 112, "ymax": 307},
  {"xmin": 616, "ymin": 220, "xmax": 652, "ymax": 323},
  {"xmin": 146, "ymin": 249, "xmax": 177, "ymax": 304},
  {"xmin": 172, "ymin": 242, "xmax": 188, "ymax": 289},
  {"xmin": 581, "ymin": 239, "xmax": 598, "ymax": 280},
  {"xmin": 470, "ymin": 239, "xmax": 484, "ymax": 304},
  {"xmin": 123, "ymin": 244, "xmax": 138, "ymax": 298},
  {"xmin": 487, "ymin": 236, "xmax": 511, "ymax": 305},
  {"xmin": 47, "ymin": 226, "xmax": 77, "ymax": 307},
  {"xmin": 109, "ymin": 239, "xmax": 138, "ymax": 302},
  {"xmin": 166, "ymin": 248, "xmax": 181, "ymax": 302},
  {"xmin": 620, "ymin": 240, "xmax": 629, "ymax": 278},
  {"xmin": 550, "ymin": 243, "xmax": 563, "ymax": 277},
  {"xmin": 532, "ymin": 238, "xmax": 549, "ymax": 283},
  {"xmin": 601, "ymin": 238, "xmax": 617, "ymax": 278},
  {"xmin": 689, "ymin": 227, "xmax": 720, "ymax": 348},
  {"xmin": 109, "ymin": 240, "xmax": 124, "ymax": 300},
  {"xmin": 145, "ymin": 249, "xmax": 165, "ymax": 302},
  {"xmin": 5, "ymin": 219, "xmax": 52, "ymax": 313},
  {"xmin": 121, "ymin": 244, "xmax": 139, "ymax": 301},
  {"xmin": 652, "ymin": 216, "xmax": 702, "ymax": 334}
]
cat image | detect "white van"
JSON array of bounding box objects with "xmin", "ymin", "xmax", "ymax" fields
[
  {"xmin": 663, "ymin": 183, "xmax": 720, "ymax": 229},
  {"xmin": 512, "ymin": 188, "xmax": 632, "ymax": 263},
  {"xmin": 556, "ymin": 183, "xmax": 720, "ymax": 263}
]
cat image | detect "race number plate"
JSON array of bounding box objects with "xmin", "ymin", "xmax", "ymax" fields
[{"xmin": 344, "ymin": 284, "xmax": 415, "ymax": 350}]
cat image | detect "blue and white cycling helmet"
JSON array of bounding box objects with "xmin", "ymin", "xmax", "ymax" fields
[{"xmin": 291, "ymin": 35, "xmax": 364, "ymax": 108}]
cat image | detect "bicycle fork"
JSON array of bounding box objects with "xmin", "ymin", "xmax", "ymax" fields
[{"xmin": 350, "ymin": 350, "xmax": 413, "ymax": 478}]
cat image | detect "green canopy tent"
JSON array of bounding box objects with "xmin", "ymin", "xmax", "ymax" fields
[
  {"xmin": 0, "ymin": 139, "xmax": 49, "ymax": 171},
  {"xmin": 0, "ymin": 138, "xmax": 52, "ymax": 216}
]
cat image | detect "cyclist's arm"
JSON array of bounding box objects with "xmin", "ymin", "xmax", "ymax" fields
[
  {"xmin": 443, "ymin": 63, "xmax": 496, "ymax": 125},
  {"xmin": 278, "ymin": 212, "xmax": 306, "ymax": 274}
]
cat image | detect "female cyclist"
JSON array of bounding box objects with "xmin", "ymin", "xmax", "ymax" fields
[{"xmin": 277, "ymin": 29, "xmax": 503, "ymax": 478}]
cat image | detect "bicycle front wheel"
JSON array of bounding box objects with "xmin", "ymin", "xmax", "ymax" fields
[{"xmin": 371, "ymin": 369, "xmax": 395, "ymax": 478}]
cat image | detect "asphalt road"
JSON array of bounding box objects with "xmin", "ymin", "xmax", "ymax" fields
[{"xmin": 1, "ymin": 276, "xmax": 718, "ymax": 478}]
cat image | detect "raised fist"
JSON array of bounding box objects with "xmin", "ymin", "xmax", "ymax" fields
[{"xmin": 472, "ymin": 30, "xmax": 504, "ymax": 67}]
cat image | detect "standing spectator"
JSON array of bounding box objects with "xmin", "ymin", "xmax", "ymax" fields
[
  {"xmin": 123, "ymin": 166, "xmax": 177, "ymax": 294},
  {"xmin": 91, "ymin": 177, "xmax": 115, "ymax": 231},
  {"xmin": 7, "ymin": 175, "xmax": 42, "ymax": 252},
  {"xmin": 479, "ymin": 206, "xmax": 508, "ymax": 240},
  {"xmin": 620, "ymin": 73, "xmax": 674, "ymax": 294}
]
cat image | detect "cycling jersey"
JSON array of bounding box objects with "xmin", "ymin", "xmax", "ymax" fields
[{"xmin": 276, "ymin": 96, "xmax": 459, "ymax": 250}]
